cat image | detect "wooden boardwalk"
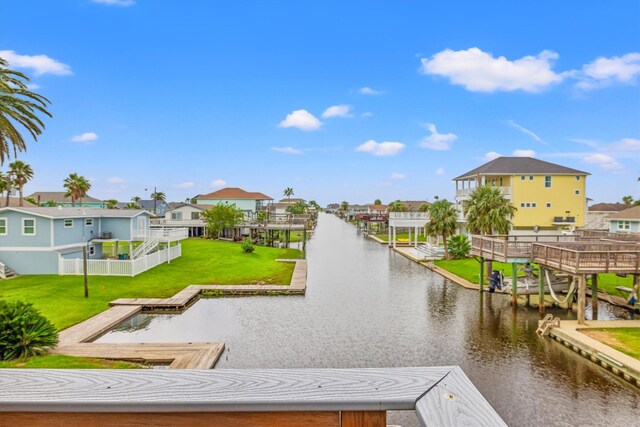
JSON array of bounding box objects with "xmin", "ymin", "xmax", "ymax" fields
[{"xmin": 53, "ymin": 259, "xmax": 307, "ymax": 369}]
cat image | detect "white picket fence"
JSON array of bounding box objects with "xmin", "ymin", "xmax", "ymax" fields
[{"xmin": 60, "ymin": 244, "xmax": 182, "ymax": 277}]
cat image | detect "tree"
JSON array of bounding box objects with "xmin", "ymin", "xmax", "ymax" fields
[
  {"xmin": 388, "ymin": 200, "xmax": 408, "ymax": 212},
  {"xmin": 125, "ymin": 202, "xmax": 140, "ymax": 209},
  {"xmin": 465, "ymin": 186, "xmax": 517, "ymax": 235},
  {"xmin": 8, "ymin": 160, "xmax": 33, "ymax": 206},
  {"xmin": 63, "ymin": 173, "xmax": 91, "ymax": 207},
  {"xmin": 286, "ymin": 201, "xmax": 308, "ymax": 215},
  {"xmin": 23, "ymin": 196, "xmax": 38, "ymax": 205},
  {"xmin": 622, "ymin": 195, "xmax": 634, "ymax": 205},
  {"xmin": 0, "ymin": 171, "xmax": 14, "ymax": 205},
  {"xmin": 283, "ymin": 187, "xmax": 294, "ymax": 203},
  {"xmin": 418, "ymin": 203, "xmax": 430, "ymax": 212},
  {"xmin": 425, "ymin": 199, "xmax": 457, "ymax": 259},
  {"xmin": 340, "ymin": 200, "xmax": 349, "ymax": 214},
  {"xmin": 131, "ymin": 196, "xmax": 141, "ymax": 203},
  {"xmin": 151, "ymin": 190, "xmax": 166, "ymax": 201},
  {"xmin": 447, "ymin": 235, "xmax": 471, "ymax": 260},
  {"xmin": 104, "ymin": 199, "xmax": 118, "ymax": 209},
  {"xmin": 43, "ymin": 200, "xmax": 57, "ymax": 207},
  {"xmin": 201, "ymin": 203, "xmax": 245, "ymax": 239},
  {"xmin": 374, "ymin": 199, "xmax": 382, "ymax": 205},
  {"xmin": 0, "ymin": 58, "xmax": 52, "ymax": 165}
]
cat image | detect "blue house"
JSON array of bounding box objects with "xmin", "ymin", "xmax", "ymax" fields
[
  {"xmin": 0, "ymin": 207, "xmax": 187, "ymax": 276},
  {"xmin": 608, "ymin": 206, "xmax": 640, "ymax": 234}
]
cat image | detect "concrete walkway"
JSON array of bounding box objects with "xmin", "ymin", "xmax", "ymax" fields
[{"xmin": 549, "ymin": 320, "xmax": 640, "ymax": 387}]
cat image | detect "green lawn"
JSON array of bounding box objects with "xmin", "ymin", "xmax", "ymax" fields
[
  {"xmin": 581, "ymin": 328, "xmax": 640, "ymax": 360},
  {"xmin": 0, "ymin": 354, "xmax": 142, "ymax": 369},
  {"xmin": 0, "ymin": 238, "xmax": 301, "ymax": 330},
  {"xmin": 277, "ymin": 230, "xmax": 312, "ymax": 243},
  {"xmin": 375, "ymin": 232, "xmax": 428, "ymax": 243},
  {"xmin": 434, "ymin": 258, "xmax": 634, "ymax": 291}
]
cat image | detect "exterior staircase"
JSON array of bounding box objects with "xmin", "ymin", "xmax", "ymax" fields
[
  {"xmin": 416, "ymin": 244, "xmax": 446, "ymax": 259},
  {"xmin": 0, "ymin": 262, "xmax": 18, "ymax": 279},
  {"xmin": 131, "ymin": 238, "xmax": 159, "ymax": 259}
]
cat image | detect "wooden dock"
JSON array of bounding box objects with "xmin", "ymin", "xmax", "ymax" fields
[{"xmin": 53, "ymin": 259, "xmax": 307, "ymax": 368}]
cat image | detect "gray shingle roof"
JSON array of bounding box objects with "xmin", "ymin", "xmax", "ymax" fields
[
  {"xmin": 454, "ymin": 157, "xmax": 590, "ymax": 180},
  {"xmin": 607, "ymin": 205, "xmax": 640, "ymax": 221},
  {"xmin": 27, "ymin": 192, "xmax": 103, "ymax": 204},
  {"xmin": 0, "ymin": 207, "xmax": 150, "ymax": 218}
]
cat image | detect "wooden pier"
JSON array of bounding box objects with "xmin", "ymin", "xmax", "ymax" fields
[{"xmin": 53, "ymin": 259, "xmax": 307, "ymax": 368}]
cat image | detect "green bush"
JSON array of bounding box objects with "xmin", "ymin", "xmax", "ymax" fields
[
  {"xmin": 0, "ymin": 300, "xmax": 58, "ymax": 360},
  {"xmin": 447, "ymin": 234, "xmax": 471, "ymax": 260},
  {"xmin": 241, "ymin": 237, "xmax": 255, "ymax": 253}
]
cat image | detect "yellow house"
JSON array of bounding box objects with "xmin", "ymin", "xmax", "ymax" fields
[{"xmin": 454, "ymin": 157, "xmax": 589, "ymax": 233}]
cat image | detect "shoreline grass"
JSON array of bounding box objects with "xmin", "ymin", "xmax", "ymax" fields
[
  {"xmin": 0, "ymin": 238, "xmax": 301, "ymax": 330},
  {"xmin": 0, "ymin": 354, "xmax": 143, "ymax": 369},
  {"xmin": 580, "ymin": 328, "xmax": 640, "ymax": 360}
]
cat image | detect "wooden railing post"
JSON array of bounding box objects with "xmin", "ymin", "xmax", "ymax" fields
[{"xmin": 341, "ymin": 411, "xmax": 386, "ymax": 427}]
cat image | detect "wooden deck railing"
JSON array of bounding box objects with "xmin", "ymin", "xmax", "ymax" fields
[
  {"xmin": 532, "ymin": 242, "xmax": 640, "ymax": 274},
  {"xmin": 470, "ymin": 235, "xmax": 576, "ymax": 261},
  {"xmin": 0, "ymin": 367, "xmax": 505, "ymax": 427},
  {"xmin": 576, "ymin": 229, "xmax": 640, "ymax": 242}
]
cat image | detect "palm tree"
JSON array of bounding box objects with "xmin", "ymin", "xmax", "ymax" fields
[
  {"xmin": 131, "ymin": 195, "xmax": 141, "ymax": 203},
  {"xmin": 63, "ymin": 173, "xmax": 91, "ymax": 207},
  {"xmin": 2, "ymin": 170, "xmax": 15, "ymax": 206},
  {"xmin": 9, "ymin": 160, "xmax": 33, "ymax": 206},
  {"xmin": 388, "ymin": 200, "xmax": 408, "ymax": 212},
  {"xmin": 465, "ymin": 186, "xmax": 517, "ymax": 236},
  {"xmin": 105, "ymin": 199, "xmax": 118, "ymax": 209},
  {"xmin": 465, "ymin": 186, "xmax": 517, "ymax": 275},
  {"xmin": 125, "ymin": 202, "xmax": 140, "ymax": 209},
  {"xmin": 150, "ymin": 190, "xmax": 166, "ymax": 215},
  {"xmin": 425, "ymin": 199, "xmax": 457, "ymax": 259},
  {"xmin": 283, "ymin": 187, "xmax": 294, "ymax": 203},
  {"xmin": 0, "ymin": 57, "xmax": 52, "ymax": 165},
  {"xmin": 418, "ymin": 203, "xmax": 430, "ymax": 212},
  {"xmin": 0, "ymin": 171, "xmax": 8, "ymax": 201}
]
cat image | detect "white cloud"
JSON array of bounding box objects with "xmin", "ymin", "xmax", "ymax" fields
[
  {"xmin": 582, "ymin": 153, "xmax": 624, "ymax": 171},
  {"xmin": 210, "ymin": 179, "xmax": 226, "ymax": 188},
  {"xmin": 484, "ymin": 151, "xmax": 502, "ymax": 161},
  {"xmin": 91, "ymin": 0, "xmax": 135, "ymax": 6},
  {"xmin": 361, "ymin": 112, "xmax": 373, "ymax": 118},
  {"xmin": 577, "ymin": 52, "xmax": 640, "ymax": 90},
  {"xmin": 173, "ymin": 182, "xmax": 195, "ymax": 189},
  {"xmin": 0, "ymin": 50, "xmax": 72, "ymax": 76},
  {"xmin": 107, "ymin": 177, "xmax": 125, "ymax": 184},
  {"xmin": 419, "ymin": 123, "xmax": 457, "ymax": 150},
  {"xmin": 512, "ymin": 149, "xmax": 536, "ymax": 157},
  {"xmin": 506, "ymin": 120, "xmax": 545, "ymax": 143},
  {"xmin": 322, "ymin": 105, "xmax": 353, "ymax": 118},
  {"xmin": 358, "ymin": 86, "xmax": 383, "ymax": 95},
  {"xmin": 435, "ymin": 167, "xmax": 445, "ymax": 175},
  {"xmin": 609, "ymin": 138, "xmax": 640, "ymax": 152},
  {"xmin": 278, "ymin": 109, "xmax": 322, "ymax": 131},
  {"xmin": 272, "ymin": 146, "xmax": 303, "ymax": 155},
  {"xmin": 356, "ymin": 140, "xmax": 405, "ymax": 157},
  {"xmin": 26, "ymin": 83, "xmax": 41, "ymax": 90},
  {"xmin": 420, "ymin": 48, "xmax": 565, "ymax": 93},
  {"xmin": 71, "ymin": 132, "xmax": 98, "ymax": 142},
  {"xmin": 390, "ymin": 172, "xmax": 406, "ymax": 180},
  {"xmin": 568, "ymin": 138, "xmax": 599, "ymax": 148}
]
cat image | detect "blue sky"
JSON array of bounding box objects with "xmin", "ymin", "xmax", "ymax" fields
[{"xmin": 2, "ymin": 0, "xmax": 639, "ymax": 205}]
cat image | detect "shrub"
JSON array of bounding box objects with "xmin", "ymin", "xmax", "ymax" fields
[
  {"xmin": 0, "ymin": 300, "xmax": 59, "ymax": 360},
  {"xmin": 241, "ymin": 237, "xmax": 255, "ymax": 253},
  {"xmin": 447, "ymin": 234, "xmax": 471, "ymax": 260}
]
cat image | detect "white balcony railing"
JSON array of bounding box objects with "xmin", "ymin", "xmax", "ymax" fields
[
  {"xmin": 133, "ymin": 228, "xmax": 189, "ymax": 241},
  {"xmin": 456, "ymin": 186, "xmax": 511, "ymax": 198},
  {"xmin": 389, "ymin": 212, "xmax": 429, "ymax": 220}
]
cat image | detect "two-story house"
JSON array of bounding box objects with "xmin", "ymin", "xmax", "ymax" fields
[
  {"xmin": 608, "ymin": 205, "xmax": 640, "ymax": 234},
  {"xmin": 0, "ymin": 207, "xmax": 187, "ymax": 276},
  {"xmin": 454, "ymin": 157, "xmax": 589, "ymax": 234},
  {"xmin": 192, "ymin": 187, "xmax": 272, "ymax": 221},
  {"xmin": 153, "ymin": 203, "xmax": 207, "ymax": 237}
]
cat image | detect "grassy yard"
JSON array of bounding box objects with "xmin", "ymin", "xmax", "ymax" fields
[
  {"xmin": 277, "ymin": 230, "xmax": 312, "ymax": 243},
  {"xmin": 434, "ymin": 258, "xmax": 634, "ymax": 291},
  {"xmin": 0, "ymin": 354, "xmax": 142, "ymax": 369},
  {"xmin": 581, "ymin": 328, "xmax": 640, "ymax": 360},
  {"xmin": 0, "ymin": 238, "xmax": 301, "ymax": 330},
  {"xmin": 375, "ymin": 232, "xmax": 428, "ymax": 243}
]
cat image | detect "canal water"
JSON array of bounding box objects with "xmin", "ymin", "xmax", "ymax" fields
[{"xmin": 98, "ymin": 213, "xmax": 640, "ymax": 426}]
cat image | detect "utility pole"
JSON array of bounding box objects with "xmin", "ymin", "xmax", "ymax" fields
[{"xmin": 82, "ymin": 245, "xmax": 89, "ymax": 298}]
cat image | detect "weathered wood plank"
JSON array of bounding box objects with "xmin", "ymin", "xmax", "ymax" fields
[
  {"xmin": 415, "ymin": 367, "xmax": 506, "ymax": 427},
  {"xmin": 2, "ymin": 411, "xmax": 340, "ymax": 427},
  {"xmin": 57, "ymin": 305, "xmax": 142, "ymax": 345},
  {"xmin": 0, "ymin": 367, "xmax": 450, "ymax": 412}
]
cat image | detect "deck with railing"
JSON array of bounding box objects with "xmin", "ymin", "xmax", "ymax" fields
[
  {"xmin": 576, "ymin": 229, "xmax": 640, "ymax": 242},
  {"xmin": 531, "ymin": 242, "xmax": 640, "ymax": 274},
  {"xmin": 470, "ymin": 234, "xmax": 577, "ymax": 262},
  {"xmin": 133, "ymin": 227, "xmax": 189, "ymax": 241},
  {"xmin": 0, "ymin": 366, "xmax": 505, "ymax": 426}
]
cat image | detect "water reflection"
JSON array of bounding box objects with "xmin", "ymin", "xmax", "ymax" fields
[{"xmin": 97, "ymin": 214, "xmax": 639, "ymax": 426}]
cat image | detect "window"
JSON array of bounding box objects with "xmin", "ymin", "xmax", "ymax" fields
[
  {"xmin": 531, "ymin": 202, "xmax": 537, "ymax": 208},
  {"xmin": 575, "ymin": 189, "xmax": 580, "ymax": 195},
  {"xmin": 191, "ymin": 212, "xmax": 200, "ymax": 220},
  {"xmin": 0, "ymin": 218, "xmax": 6, "ymax": 235},
  {"xmin": 520, "ymin": 202, "xmax": 525, "ymax": 207},
  {"xmin": 618, "ymin": 221, "xmax": 630, "ymax": 230},
  {"xmin": 520, "ymin": 176, "xmax": 525, "ymax": 181},
  {"xmin": 64, "ymin": 219, "xmax": 73, "ymax": 228},
  {"xmin": 544, "ymin": 176, "xmax": 552, "ymax": 188},
  {"xmin": 171, "ymin": 212, "xmax": 183, "ymax": 220},
  {"xmin": 576, "ymin": 176, "xmax": 581, "ymax": 181},
  {"xmin": 529, "ymin": 176, "xmax": 534, "ymax": 180},
  {"xmin": 89, "ymin": 246, "xmax": 95, "ymax": 256},
  {"xmin": 85, "ymin": 218, "xmax": 93, "ymax": 227},
  {"xmin": 22, "ymin": 218, "xmax": 36, "ymax": 235},
  {"xmin": 546, "ymin": 203, "xmax": 552, "ymax": 208}
]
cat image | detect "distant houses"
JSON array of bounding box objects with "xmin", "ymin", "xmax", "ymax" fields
[
  {"xmin": 192, "ymin": 187, "xmax": 272, "ymax": 221},
  {"xmin": 453, "ymin": 157, "xmax": 589, "ymax": 234},
  {"xmin": 607, "ymin": 205, "xmax": 640, "ymax": 233},
  {"xmin": 137, "ymin": 199, "xmax": 171, "ymax": 217},
  {"xmin": 153, "ymin": 203, "xmax": 207, "ymax": 237},
  {"xmin": 28, "ymin": 192, "xmax": 105, "ymax": 208},
  {"xmin": 585, "ymin": 202, "xmax": 629, "ymax": 230}
]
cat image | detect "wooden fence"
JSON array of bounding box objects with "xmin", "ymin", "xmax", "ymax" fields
[{"xmin": 532, "ymin": 242, "xmax": 640, "ymax": 274}]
